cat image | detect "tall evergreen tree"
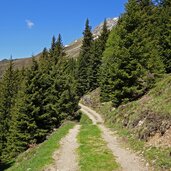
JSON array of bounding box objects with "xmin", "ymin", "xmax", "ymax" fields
[
  {"xmin": 100, "ymin": 0, "xmax": 164, "ymax": 106},
  {"xmin": 39, "ymin": 47, "xmax": 51, "ymax": 72},
  {"xmin": 54, "ymin": 34, "xmax": 65, "ymax": 64},
  {"xmin": 49, "ymin": 34, "xmax": 65, "ymax": 65},
  {"xmin": 5, "ymin": 80, "xmax": 31, "ymax": 159},
  {"xmin": 90, "ymin": 19, "xmax": 109, "ymax": 90},
  {"xmin": 45, "ymin": 58, "xmax": 79, "ymax": 126},
  {"xmin": 0, "ymin": 59, "xmax": 20, "ymax": 161},
  {"xmin": 20, "ymin": 58, "xmax": 53, "ymax": 144},
  {"xmin": 50, "ymin": 36, "xmax": 56, "ymax": 58},
  {"xmin": 158, "ymin": 0, "xmax": 171, "ymax": 73},
  {"xmin": 77, "ymin": 19, "xmax": 93, "ymax": 96}
]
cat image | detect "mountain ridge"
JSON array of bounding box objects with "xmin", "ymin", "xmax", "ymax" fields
[{"xmin": 0, "ymin": 17, "xmax": 118, "ymax": 78}]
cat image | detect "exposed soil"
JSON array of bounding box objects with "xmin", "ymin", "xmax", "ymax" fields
[
  {"xmin": 44, "ymin": 125, "xmax": 80, "ymax": 171},
  {"xmin": 80, "ymin": 103, "xmax": 149, "ymax": 171},
  {"xmin": 147, "ymin": 127, "xmax": 171, "ymax": 148}
]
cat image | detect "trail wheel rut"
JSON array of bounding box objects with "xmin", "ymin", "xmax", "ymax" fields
[
  {"xmin": 80, "ymin": 103, "xmax": 149, "ymax": 171},
  {"xmin": 44, "ymin": 125, "xmax": 80, "ymax": 171}
]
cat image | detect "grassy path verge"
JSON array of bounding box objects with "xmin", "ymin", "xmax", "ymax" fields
[
  {"xmin": 78, "ymin": 114, "xmax": 120, "ymax": 171},
  {"xmin": 97, "ymin": 103, "xmax": 171, "ymax": 170},
  {"xmin": 7, "ymin": 122, "xmax": 75, "ymax": 171}
]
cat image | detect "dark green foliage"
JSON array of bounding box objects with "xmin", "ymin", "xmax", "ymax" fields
[
  {"xmin": 90, "ymin": 19, "xmax": 109, "ymax": 90},
  {"xmin": 49, "ymin": 58, "xmax": 79, "ymax": 121},
  {"xmin": 22, "ymin": 58, "xmax": 50, "ymax": 143},
  {"xmin": 100, "ymin": 0, "xmax": 165, "ymax": 106},
  {"xmin": 0, "ymin": 33, "xmax": 80, "ymax": 164},
  {"xmin": 39, "ymin": 48, "xmax": 52, "ymax": 74},
  {"xmin": 50, "ymin": 36, "xmax": 56, "ymax": 57},
  {"xmin": 5, "ymin": 81, "xmax": 31, "ymax": 159},
  {"xmin": 98, "ymin": 19, "xmax": 109, "ymax": 52},
  {"xmin": 158, "ymin": 0, "xmax": 171, "ymax": 73},
  {"xmin": 54, "ymin": 34, "xmax": 65, "ymax": 63},
  {"xmin": 50, "ymin": 34, "xmax": 65, "ymax": 65},
  {"xmin": 77, "ymin": 19, "xmax": 93, "ymax": 96},
  {"xmin": 0, "ymin": 60, "xmax": 20, "ymax": 161}
]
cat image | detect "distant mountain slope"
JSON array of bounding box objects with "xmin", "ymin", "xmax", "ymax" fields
[
  {"xmin": 0, "ymin": 54, "xmax": 41, "ymax": 79},
  {"xmin": 65, "ymin": 18, "xmax": 118, "ymax": 58},
  {"xmin": 0, "ymin": 18, "xmax": 118, "ymax": 78}
]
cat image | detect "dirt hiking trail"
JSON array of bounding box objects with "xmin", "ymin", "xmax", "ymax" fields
[
  {"xmin": 44, "ymin": 125, "xmax": 80, "ymax": 171},
  {"xmin": 80, "ymin": 103, "xmax": 149, "ymax": 171}
]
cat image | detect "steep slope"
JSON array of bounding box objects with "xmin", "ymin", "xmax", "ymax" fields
[
  {"xmin": 112, "ymin": 75, "xmax": 171, "ymax": 144},
  {"xmin": 65, "ymin": 17, "xmax": 118, "ymax": 58},
  {"xmin": 81, "ymin": 74, "xmax": 171, "ymax": 170},
  {"xmin": 0, "ymin": 18, "xmax": 118, "ymax": 78},
  {"xmin": 0, "ymin": 54, "xmax": 41, "ymax": 79},
  {"xmin": 82, "ymin": 75, "xmax": 171, "ymax": 146}
]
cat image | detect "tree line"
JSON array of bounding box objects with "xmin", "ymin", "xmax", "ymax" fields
[
  {"xmin": 0, "ymin": 35, "xmax": 79, "ymax": 164},
  {"xmin": 77, "ymin": 0, "xmax": 171, "ymax": 107},
  {"xmin": 0, "ymin": 0, "xmax": 170, "ymax": 166},
  {"xmin": 100, "ymin": 0, "xmax": 171, "ymax": 106}
]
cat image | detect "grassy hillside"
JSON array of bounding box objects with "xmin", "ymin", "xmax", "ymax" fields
[
  {"xmin": 65, "ymin": 39, "xmax": 82, "ymax": 58},
  {"xmin": 0, "ymin": 54, "xmax": 41, "ymax": 79},
  {"xmin": 81, "ymin": 74, "xmax": 171, "ymax": 170},
  {"xmin": 0, "ymin": 39, "xmax": 81, "ymax": 79},
  {"xmin": 106, "ymin": 74, "xmax": 171, "ymax": 143}
]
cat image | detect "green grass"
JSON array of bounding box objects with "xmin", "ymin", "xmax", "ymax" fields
[
  {"xmin": 110, "ymin": 123, "xmax": 171, "ymax": 170},
  {"xmin": 7, "ymin": 122, "xmax": 75, "ymax": 171},
  {"xmin": 81, "ymin": 75, "xmax": 171, "ymax": 170},
  {"xmin": 78, "ymin": 114, "xmax": 120, "ymax": 171},
  {"xmin": 97, "ymin": 103, "xmax": 171, "ymax": 170}
]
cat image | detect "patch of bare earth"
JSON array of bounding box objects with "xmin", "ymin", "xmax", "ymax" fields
[
  {"xmin": 44, "ymin": 125, "xmax": 80, "ymax": 171},
  {"xmin": 147, "ymin": 127, "xmax": 171, "ymax": 148},
  {"xmin": 80, "ymin": 103, "xmax": 149, "ymax": 171}
]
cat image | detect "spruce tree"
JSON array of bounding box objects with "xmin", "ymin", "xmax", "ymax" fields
[
  {"xmin": 91, "ymin": 19, "xmax": 109, "ymax": 90},
  {"xmin": 54, "ymin": 34, "xmax": 65, "ymax": 64},
  {"xmin": 158, "ymin": 0, "xmax": 171, "ymax": 73},
  {"xmin": 5, "ymin": 80, "xmax": 31, "ymax": 159},
  {"xmin": 0, "ymin": 59, "xmax": 20, "ymax": 161},
  {"xmin": 77, "ymin": 19, "xmax": 93, "ymax": 96},
  {"xmin": 100, "ymin": 0, "xmax": 164, "ymax": 106},
  {"xmin": 21, "ymin": 58, "xmax": 52, "ymax": 143},
  {"xmin": 50, "ymin": 36, "xmax": 56, "ymax": 58},
  {"xmin": 49, "ymin": 34, "xmax": 65, "ymax": 65},
  {"xmin": 39, "ymin": 48, "xmax": 51, "ymax": 72}
]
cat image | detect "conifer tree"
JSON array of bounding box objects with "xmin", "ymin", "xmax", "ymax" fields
[
  {"xmin": 50, "ymin": 36, "xmax": 56, "ymax": 58},
  {"xmin": 90, "ymin": 19, "xmax": 109, "ymax": 90},
  {"xmin": 53, "ymin": 34, "xmax": 65, "ymax": 64},
  {"xmin": 49, "ymin": 34, "xmax": 65, "ymax": 65},
  {"xmin": 0, "ymin": 59, "xmax": 20, "ymax": 161},
  {"xmin": 48, "ymin": 58, "xmax": 79, "ymax": 122},
  {"xmin": 77, "ymin": 19, "xmax": 93, "ymax": 96},
  {"xmin": 100, "ymin": 0, "xmax": 164, "ymax": 106},
  {"xmin": 21, "ymin": 58, "xmax": 52, "ymax": 143},
  {"xmin": 5, "ymin": 80, "xmax": 31, "ymax": 159},
  {"xmin": 39, "ymin": 48, "xmax": 51, "ymax": 72},
  {"xmin": 158, "ymin": 0, "xmax": 171, "ymax": 73}
]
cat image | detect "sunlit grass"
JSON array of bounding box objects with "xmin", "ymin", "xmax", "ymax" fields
[
  {"xmin": 7, "ymin": 122, "xmax": 75, "ymax": 171},
  {"xmin": 78, "ymin": 114, "xmax": 120, "ymax": 171}
]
